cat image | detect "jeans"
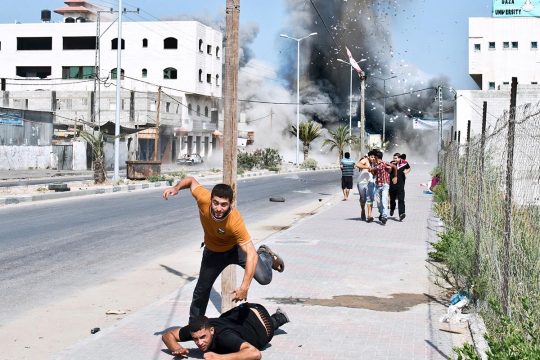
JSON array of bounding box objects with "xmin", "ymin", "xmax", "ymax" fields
[
  {"xmin": 375, "ymin": 183, "xmax": 390, "ymax": 219},
  {"xmin": 190, "ymin": 245, "xmax": 273, "ymax": 321},
  {"xmin": 357, "ymin": 181, "xmax": 375, "ymax": 206}
]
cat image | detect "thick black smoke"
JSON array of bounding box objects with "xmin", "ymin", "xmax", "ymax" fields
[{"xmin": 279, "ymin": 0, "xmax": 451, "ymax": 156}]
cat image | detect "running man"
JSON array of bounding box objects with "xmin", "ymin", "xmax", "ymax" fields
[
  {"xmin": 340, "ymin": 152, "xmax": 355, "ymax": 201},
  {"xmin": 370, "ymin": 150, "xmax": 397, "ymax": 225},
  {"xmin": 389, "ymin": 153, "xmax": 411, "ymax": 221},
  {"xmin": 162, "ymin": 177, "xmax": 285, "ymax": 321},
  {"xmin": 355, "ymin": 152, "xmax": 375, "ymax": 221},
  {"xmin": 162, "ymin": 302, "xmax": 289, "ymax": 359}
]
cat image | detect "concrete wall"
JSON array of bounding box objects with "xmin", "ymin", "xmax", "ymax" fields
[
  {"xmin": 0, "ymin": 145, "xmax": 52, "ymax": 170},
  {"xmin": 72, "ymin": 140, "xmax": 86, "ymax": 171},
  {"xmin": 104, "ymin": 141, "xmax": 128, "ymax": 171}
]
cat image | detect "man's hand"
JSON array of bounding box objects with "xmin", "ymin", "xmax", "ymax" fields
[
  {"xmin": 162, "ymin": 187, "xmax": 179, "ymax": 200},
  {"xmin": 392, "ymin": 177, "xmax": 398, "ymax": 185},
  {"xmin": 232, "ymin": 286, "xmax": 248, "ymax": 303},
  {"xmin": 171, "ymin": 346, "xmax": 189, "ymax": 357}
]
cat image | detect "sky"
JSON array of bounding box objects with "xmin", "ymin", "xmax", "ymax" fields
[{"xmin": 2, "ymin": 0, "xmax": 493, "ymax": 90}]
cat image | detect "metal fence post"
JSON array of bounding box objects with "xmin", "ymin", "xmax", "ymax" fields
[
  {"xmin": 475, "ymin": 102, "xmax": 487, "ymax": 278},
  {"xmin": 502, "ymin": 77, "xmax": 518, "ymax": 315}
]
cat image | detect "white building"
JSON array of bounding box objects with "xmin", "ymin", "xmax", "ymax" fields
[
  {"xmin": 0, "ymin": 1, "xmax": 223, "ymax": 166},
  {"xmin": 455, "ymin": 16, "xmax": 540, "ymax": 140}
]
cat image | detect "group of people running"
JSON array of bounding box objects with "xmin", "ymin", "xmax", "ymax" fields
[{"xmin": 340, "ymin": 150, "xmax": 411, "ymax": 225}]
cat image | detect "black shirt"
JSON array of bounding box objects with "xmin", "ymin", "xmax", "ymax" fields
[
  {"xmin": 391, "ymin": 160, "xmax": 411, "ymax": 187},
  {"xmin": 179, "ymin": 304, "xmax": 268, "ymax": 354}
]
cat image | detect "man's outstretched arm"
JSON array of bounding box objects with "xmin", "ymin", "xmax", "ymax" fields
[
  {"xmin": 162, "ymin": 328, "xmax": 190, "ymax": 357},
  {"xmin": 162, "ymin": 176, "xmax": 200, "ymax": 200},
  {"xmin": 204, "ymin": 342, "xmax": 261, "ymax": 360}
]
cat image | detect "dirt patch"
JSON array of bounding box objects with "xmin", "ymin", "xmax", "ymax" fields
[
  {"xmin": 267, "ymin": 293, "xmax": 430, "ymax": 312},
  {"xmin": 261, "ymin": 225, "xmax": 291, "ymax": 231}
]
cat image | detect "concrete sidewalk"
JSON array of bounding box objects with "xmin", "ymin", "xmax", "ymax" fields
[{"xmin": 50, "ymin": 169, "xmax": 468, "ymax": 360}]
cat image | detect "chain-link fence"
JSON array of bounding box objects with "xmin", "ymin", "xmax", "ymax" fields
[{"xmin": 439, "ymin": 81, "xmax": 540, "ymax": 326}]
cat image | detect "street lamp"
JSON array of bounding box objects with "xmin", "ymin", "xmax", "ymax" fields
[
  {"xmin": 371, "ymin": 74, "xmax": 397, "ymax": 147},
  {"xmin": 280, "ymin": 32, "xmax": 317, "ymax": 165},
  {"xmin": 337, "ymin": 58, "xmax": 366, "ymax": 151}
]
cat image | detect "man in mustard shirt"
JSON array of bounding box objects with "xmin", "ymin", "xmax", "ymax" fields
[{"xmin": 163, "ymin": 176, "xmax": 284, "ymax": 321}]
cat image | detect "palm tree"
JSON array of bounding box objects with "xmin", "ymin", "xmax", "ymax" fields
[
  {"xmin": 290, "ymin": 120, "xmax": 322, "ymax": 161},
  {"xmin": 79, "ymin": 129, "xmax": 106, "ymax": 184},
  {"xmin": 322, "ymin": 125, "xmax": 357, "ymax": 161}
]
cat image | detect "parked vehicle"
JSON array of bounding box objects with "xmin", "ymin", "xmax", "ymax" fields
[{"xmin": 177, "ymin": 153, "xmax": 204, "ymax": 165}]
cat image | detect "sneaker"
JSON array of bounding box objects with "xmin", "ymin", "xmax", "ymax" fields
[
  {"xmin": 381, "ymin": 217, "xmax": 387, "ymax": 225},
  {"xmin": 399, "ymin": 213, "xmax": 406, "ymax": 221},
  {"xmin": 360, "ymin": 214, "xmax": 366, "ymax": 221},
  {"xmin": 271, "ymin": 308, "xmax": 290, "ymax": 329},
  {"xmin": 390, "ymin": 209, "xmax": 394, "ymax": 216},
  {"xmin": 378, "ymin": 215, "xmax": 382, "ymax": 221},
  {"xmin": 366, "ymin": 217, "xmax": 374, "ymax": 223},
  {"xmin": 258, "ymin": 245, "xmax": 285, "ymax": 272}
]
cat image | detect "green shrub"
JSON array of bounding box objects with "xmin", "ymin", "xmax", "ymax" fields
[
  {"xmin": 168, "ymin": 170, "xmax": 186, "ymax": 178},
  {"xmin": 237, "ymin": 148, "xmax": 282, "ymax": 172},
  {"xmin": 301, "ymin": 158, "xmax": 317, "ymax": 170},
  {"xmin": 237, "ymin": 151, "xmax": 259, "ymax": 171},
  {"xmin": 147, "ymin": 175, "xmax": 172, "ymax": 183},
  {"xmin": 454, "ymin": 297, "xmax": 540, "ymax": 359}
]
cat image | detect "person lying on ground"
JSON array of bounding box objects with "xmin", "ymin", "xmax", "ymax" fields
[{"xmin": 162, "ymin": 302, "xmax": 290, "ymax": 359}]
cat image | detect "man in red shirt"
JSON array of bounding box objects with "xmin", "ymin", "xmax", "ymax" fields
[
  {"xmin": 163, "ymin": 177, "xmax": 284, "ymax": 321},
  {"xmin": 370, "ymin": 150, "xmax": 397, "ymax": 225}
]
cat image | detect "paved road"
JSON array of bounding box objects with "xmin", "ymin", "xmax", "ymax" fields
[{"xmin": 0, "ymin": 170, "xmax": 340, "ymax": 324}]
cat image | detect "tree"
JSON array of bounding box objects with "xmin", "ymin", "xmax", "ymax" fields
[
  {"xmin": 290, "ymin": 120, "xmax": 322, "ymax": 161},
  {"xmin": 322, "ymin": 125, "xmax": 357, "ymax": 161},
  {"xmin": 79, "ymin": 129, "xmax": 106, "ymax": 184}
]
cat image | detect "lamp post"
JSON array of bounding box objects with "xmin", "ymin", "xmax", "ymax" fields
[
  {"xmin": 280, "ymin": 32, "xmax": 317, "ymax": 165},
  {"xmin": 371, "ymin": 74, "xmax": 397, "ymax": 147},
  {"xmin": 337, "ymin": 58, "xmax": 366, "ymax": 152}
]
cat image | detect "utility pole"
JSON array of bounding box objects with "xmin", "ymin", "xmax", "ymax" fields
[
  {"xmin": 153, "ymin": 86, "xmax": 161, "ymax": 161},
  {"xmin": 360, "ymin": 74, "xmax": 366, "ymax": 155},
  {"xmin": 221, "ymin": 0, "xmax": 240, "ymax": 314},
  {"xmin": 437, "ymin": 85, "xmax": 443, "ymax": 160}
]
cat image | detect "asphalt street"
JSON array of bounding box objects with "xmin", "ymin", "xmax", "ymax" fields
[{"xmin": 0, "ymin": 170, "xmax": 340, "ymax": 324}]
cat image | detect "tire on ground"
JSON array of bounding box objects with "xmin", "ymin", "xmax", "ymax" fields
[{"xmin": 269, "ymin": 196, "xmax": 286, "ymax": 202}]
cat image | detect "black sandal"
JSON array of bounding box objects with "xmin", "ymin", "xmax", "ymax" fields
[{"xmin": 258, "ymin": 245, "xmax": 285, "ymax": 272}]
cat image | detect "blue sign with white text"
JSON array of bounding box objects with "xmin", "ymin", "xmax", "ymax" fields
[{"xmin": 493, "ymin": 0, "xmax": 540, "ymax": 17}]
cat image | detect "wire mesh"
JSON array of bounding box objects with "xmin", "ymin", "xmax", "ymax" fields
[{"xmin": 440, "ymin": 100, "xmax": 540, "ymax": 324}]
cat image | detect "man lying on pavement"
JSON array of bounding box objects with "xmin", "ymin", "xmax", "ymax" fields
[{"xmin": 162, "ymin": 302, "xmax": 289, "ymax": 359}]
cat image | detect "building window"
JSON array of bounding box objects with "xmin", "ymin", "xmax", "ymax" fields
[
  {"xmin": 17, "ymin": 37, "xmax": 52, "ymax": 50},
  {"xmin": 512, "ymin": 41, "xmax": 518, "ymax": 49},
  {"xmin": 62, "ymin": 66, "xmax": 94, "ymax": 79},
  {"xmin": 216, "ymin": 46, "xmax": 220, "ymax": 58},
  {"xmin": 163, "ymin": 67, "xmax": 177, "ymax": 79},
  {"xmin": 532, "ymin": 41, "xmax": 538, "ymax": 49},
  {"xmin": 166, "ymin": 102, "xmax": 171, "ymax": 112},
  {"xmin": 204, "ymin": 106, "xmax": 209, "ymax": 117},
  {"xmin": 63, "ymin": 36, "xmax": 96, "ymax": 50},
  {"xmin": 503, "ymin": 41, "xmax": 509, "ymax": 49},
  {"xmin": 199, "ymin": 39, "xmax": 203, "ymax": 52},
  {"xmin": 142, "ymin": 68, "xmax": 147, "ymax": 78},
  {"xmin": 142, "ymin": 38, "xmax": 148, "ymax": 48},
  {"xmin": 199, "ymin": 69, "xmax": 203, "ymax": 82},
  {"xmin": 488, "ymin": 82, "xmax": 495, "ymax": 90},
  {"xmin": 489, "ymin": 42, "xmax": 495, "ymax": 50},
  {"xmin": 111, "ymin": 38, "xmax": 125, "ymax": 50},
  {"xmin": 196, "ymin": 105, "xmax": 201, "ymax": 116},
  {"xmin": 207, "ymin": 45, "xmax": 212, "ymax": 54},
  {"xmin": 110, "ymin": 68, "xmax": 125, "ymax": 80},
  {"xmin": 503, "ymin": 81, "xmax": 509, "ymax": 85},
  {"xmin": 16, "ymin": 66, "xmax": 51, "ymax": 78},
  {"xmin": 216, "ymin": 74, "xmax": 220, "ymax": 86},
  {"xmin": 164, "ymin": 37, "xmax": 178, "ymax": 49},
  {"xmin": 474, "ymin": 43, "xmax": 481, "ymax": 51},
  {"xmin": 188, "ymin": 103, "xmax": 192, "ymax": 115},
  {"xmin": 206, "ymin": 74, "xmax": 211, "ymax": 83}
]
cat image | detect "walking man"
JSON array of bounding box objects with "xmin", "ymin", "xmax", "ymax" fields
[
  {"xmin": 355, "ymin": 152, "xmax": 375, "ymax": 221},
  {"xmin": 162, "ymin": 302, "xmax": 289, "ymax": 358},
  {"xmin": 371, "ymin": 150, "xmax": 397, "ymax": 225},
  {"xmin": 162, "ymin": 177, "xmax": 285, "ymax": 321},
  {"xmin": 340, "ymin": 152, "xmax": 355, "ymax": 201},
  {"xmin": 389, "ymin": 153, "xmax": 411, "ymax": 221}
]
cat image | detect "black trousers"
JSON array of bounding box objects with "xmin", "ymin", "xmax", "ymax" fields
[
  {"xmin": 189, "ymin": 245, "xmax": 273, "ymax": 321},
  {"xmin": 389, "ymin": 184, "xmax": 406, "ymax": 215}
]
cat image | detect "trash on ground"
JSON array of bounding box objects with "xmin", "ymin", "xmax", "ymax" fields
[
  {"xmin": 90, "ymin": 327, "xmax": 100, "ymax": 334},
  {"xmin": 105, "ymin": 309, "xmax": 127, "ymax": 315}
]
